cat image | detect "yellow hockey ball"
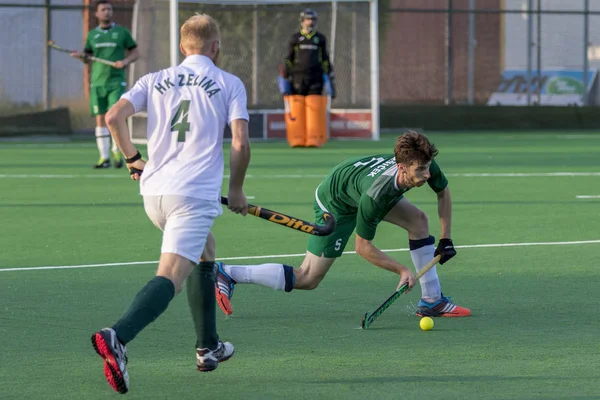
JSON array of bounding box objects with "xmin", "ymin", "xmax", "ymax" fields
[{"xmin": 420, "ymin": 317, "xmax": 434, "ymax": 331}]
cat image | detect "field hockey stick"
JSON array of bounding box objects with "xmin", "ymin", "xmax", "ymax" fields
[
  {"xmin": 283, "ymin": 96, "xmax": 296, "ymax": 121},
  {"xmin": 47, "ymin": 40, "xmax": 117, "ymax": 67},
  {"xmin": 279, "ymin": 64, "xmax": 296, "ymax": 121},
  {"xmin": 220, "ymin": 196, "xmax": 336, "ymax": 236},
  {"xmin": 361, "ymin": 254, "xmax": 442, "ymax": 329}
]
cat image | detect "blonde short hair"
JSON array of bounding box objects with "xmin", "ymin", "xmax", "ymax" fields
[{"xmin": 180, "ymin": 13, "xmax": 220, "ymax": 53}]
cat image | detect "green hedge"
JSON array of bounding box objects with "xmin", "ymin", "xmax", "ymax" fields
[
  {"xmin": 380, "ymin": 105, "xmax": 600, "ymax": 131},
  {"xmin": 0, "ymin": 107, "xmax": 72, "ymax": 137}
]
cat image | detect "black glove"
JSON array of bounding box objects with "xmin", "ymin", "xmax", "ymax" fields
[{"xmin": 434, "ymin": 238, "xmax": 456, "ymax": 265}]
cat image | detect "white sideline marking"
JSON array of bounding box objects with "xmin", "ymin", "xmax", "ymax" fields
[
  {"xmin": 0, "ymin": 174, "xmax": 123, "ymax": 179},
  {"xmin": 445, "ymin": 172, "xmax": 600, "ymax": 177},
  {"xmin": 1, "ymin": 239, "xmax": 599, "ymax": 273},
  {"xmin": 576, "ymin": 195, "xmax": 600, "ymax": 199},
  {"xmin": 1, "ymin": 172, "xmax": 600, "ymax": 179}
]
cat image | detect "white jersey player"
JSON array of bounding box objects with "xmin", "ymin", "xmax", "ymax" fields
[{"xmin": 89, "ymin": 14, "xmax": 251, "ymax": 395}]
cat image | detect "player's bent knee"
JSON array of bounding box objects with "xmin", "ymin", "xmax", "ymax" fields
[
  {"xmin": 104, "ymin": 110, "xmax": 117, "ymax": 127},
  {"xmin": 303, "ymin": 277, "xmax": 322, "ymax": 290},
  {"xmin": 200, "ymin": 232, "xmax": 216, "ymax": 262},
  {"xmin": 417, "ymin": 209, "xmax": 429, "ymax": 226},
  {"xmin": 408, "ymin": 209, "xmax": 429, "ymax": 237},
  {"xmin": 294, "ymin": 269, "xmax": 325, "ymax": 290},
  {"xmin": 156, "ymin": 253, "xmax": 197, "ymax": 294}
]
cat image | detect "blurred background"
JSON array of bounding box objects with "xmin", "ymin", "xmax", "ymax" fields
[{"xmin": 2, "ymin": 0, "xmax": 600, "ymax": 135}]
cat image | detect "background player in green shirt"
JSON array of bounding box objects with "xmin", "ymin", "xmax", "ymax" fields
[
  {"xmin": 71, "ymin": 0, "xmax": 139, "ymax": 169},
  {"xmin": 214, "ymin": 130, "xmax": 471, "ymax": 318}
]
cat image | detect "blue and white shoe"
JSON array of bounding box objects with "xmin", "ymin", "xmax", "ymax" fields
[
  {"xmin": 214, "ymin": 262, "xmax": 236, "ymax": 316},
  {"xmin": 416, "ymin": 293, "xmax": 471, "ymax": 317}
]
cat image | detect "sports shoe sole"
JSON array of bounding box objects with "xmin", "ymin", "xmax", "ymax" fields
[
  {"xmin": 215, "ymin": 287, "xmax": 233, "ymax": 316},
  {"xmin": 91, "ymin": 332, "xmax": 128, "ymax": 394},
  {"xmin": 93, "ymin": 162, "xmax": 111, "ymax": 169},
  {"xmin": 197, "ymin": 348, "xmax": 235, "ymax": 372},
  {"xmin": 416, "ymin": 308, "xmax": 471, "ymax": 318}
]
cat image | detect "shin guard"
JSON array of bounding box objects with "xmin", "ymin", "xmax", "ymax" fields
[
  {"xmin": 305, "ymin": 95, "xmax": 327, "ymax": 147},
  {"xmin": 284, "ymin": 95, "xmax": 306, "ymax": 147}
]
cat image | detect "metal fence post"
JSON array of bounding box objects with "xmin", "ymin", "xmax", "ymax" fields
[
  {"xmin": 467, "ymin": 0, "xmax": 475, "ymax": 105},
  {"xmin": 43, "ymin": 0, "xmax": 51, "ymax": 110},
  {"xmin": 526, "ymin": 0, "xmax": 533, "ymax": 106},
  {"xmin": 252, "ymin": 6, "xmax": 259, "ymax": 106},
  {"xmin": 536, "ymin": 0, "xmax": 541, "ymax": 104},
  {"xmin": 351, "ymin": 4, "xmax": 357, "ymax": 105},
  {"xmin": 583, "ymin": 0, "xmax": 589, "ymax": 106},
  {"xmin": 446, "ymin": 0, "xmax": 453, "ymax": 105}
]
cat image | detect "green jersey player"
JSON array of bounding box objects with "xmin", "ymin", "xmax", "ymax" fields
[
  {"xmin": 71, "ymin": 0, "xmax": 139, "ymax": 169},
  {"xmin": 214, "ymin": 130, "xmax": 470, "ymax": 318}
]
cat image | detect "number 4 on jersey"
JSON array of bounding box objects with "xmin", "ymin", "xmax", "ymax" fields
[{"xmin": 170, "ymin": 100, "xmax": 191, "ymax": 142}]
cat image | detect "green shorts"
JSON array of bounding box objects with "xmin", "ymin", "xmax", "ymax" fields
[
  {"xmin": 307, "ymin": 198, "xmax": 357, "ymax": 259},
  {"xmin": 90, "ymin": 83, "xmax": 126, "ymax": 116}
]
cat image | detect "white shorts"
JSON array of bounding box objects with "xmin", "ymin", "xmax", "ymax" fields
[{"xmin": 143, "ymin": 195, "xmax": 223, "ymax": 263}]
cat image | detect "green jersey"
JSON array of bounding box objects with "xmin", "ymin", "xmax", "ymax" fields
[
  {"xmin": 84, "ymin": 24, "xmax": 137, "ymax": 88},
  {"xmin": 316, "ymin": 155, "xmax": 448, "ymax": 240}
]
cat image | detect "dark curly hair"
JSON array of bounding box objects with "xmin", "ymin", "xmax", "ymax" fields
[
  {"xmin": 95, "ymin": 0, "xmax": 112, "ymax": 11},
  {"xmin": 394, "ymin": 130, "xmax": 439, "ymax": 165}
]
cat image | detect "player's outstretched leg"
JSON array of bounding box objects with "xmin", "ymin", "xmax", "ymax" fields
[
  {"xmin": 196, "ymin": 341, "xmax": 235, "ymax": 372},
  {"xmin": 91, "ymin": 328, "xmax": 129, "ymax": 394},
  {"xmin": 214, "ymin": 262, "xmax": 296, "ymax": 315},
  {"xmin": 214, "ymin": 262, "xmax": 236, "ymax": 315},
  {"xmin": 416, "ymin": 293, "xmax": 471, "ymax": 317}
]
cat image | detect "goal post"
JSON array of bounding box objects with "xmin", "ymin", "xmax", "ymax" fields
[{"xmin": 129, "ymin": 0, "xmax": 379, "ymax": 143}]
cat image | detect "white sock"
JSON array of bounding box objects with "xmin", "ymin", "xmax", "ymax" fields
[
  {"xmin": 95, "ymin": 127, "xmax": 110, "ymax": 160},
  {"xmin": 409, "ymin": 243, "xmax": 441, "ymax": 302},
  {"xmin": 223, "ymin": 263, "xmax": 286, "ymax": 291}
]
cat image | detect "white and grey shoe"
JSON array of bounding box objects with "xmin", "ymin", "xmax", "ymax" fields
[
  {"xmin": 196, "ymin": 341, "xmax": 235, "ymax": 372},
  {"xmin": 91, "ymin": 328, "xmax": 130, "ymax": 394}
]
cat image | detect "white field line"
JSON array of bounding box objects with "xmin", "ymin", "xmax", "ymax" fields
[
  {"xmin": 1, "ymin": 239, "xmax": 599, "ymax": 273},
  {"xmin": 576, "ymin": 195, "xmax": 600, "ymax": 199},
  {"xmin": 1, "ymin": 172, "xmax": 600, "ymax": 179}
]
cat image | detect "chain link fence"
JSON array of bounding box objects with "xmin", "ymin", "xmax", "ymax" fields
[
  {"xmin": 1, "ymin": 0, "xmax": 599, "ymax": 130},
  {"xmin": 131, "ymin": 1, "xmax": 372, "ymax": 110},
  {"xmin": 0, "ymin": 0, "xmax": 133, "ymax": 130}
]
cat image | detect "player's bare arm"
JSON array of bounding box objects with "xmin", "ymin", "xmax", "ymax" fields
[
  {"xmin": 354, "ymin": 234, "xmax": 415, "ymax": 290},
  {"xmin": 114, "ymin": 48, "xmax": 140, "ymax": 69},
  {"xmin": 105, "ymin": 98, "xmax": 146, "ymax": 180},
  {"xmin": 228, "ymin": 119, "xmax": 250, "ymax": 215},
  {"xmin": 437, "ymin": 186, "xmax": 452, "ymax": 239}
]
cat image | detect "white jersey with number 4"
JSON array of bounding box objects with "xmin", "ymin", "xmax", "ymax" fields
[{"xmin": 122, "ymin": 55, "xmax": 249, "ymax": 201}]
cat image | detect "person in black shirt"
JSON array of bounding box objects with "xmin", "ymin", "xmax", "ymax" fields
[
  {"xmin": 282, "ymin": 8, "xmax": 336, "ymax": 98},
  {"xmin": 279, "ymin": 9, "xmax": 336, "ymax": 147}
]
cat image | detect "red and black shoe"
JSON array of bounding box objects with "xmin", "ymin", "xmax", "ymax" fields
[
  {"xmin": 91, "ymin": 328, "xmax": 129, "ymax": 394},
  {"xmin": 416, "ymin": 294, "xmax": 471, "ymax": 317}
]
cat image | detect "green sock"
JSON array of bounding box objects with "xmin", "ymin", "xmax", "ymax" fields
[
  {"xmin": 186, "ymin": 261, "xmax": 219, "ymax": 349},
  {"xmin": 112, "ymin": 276, "xmax": 175, "ymax": 344}
]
